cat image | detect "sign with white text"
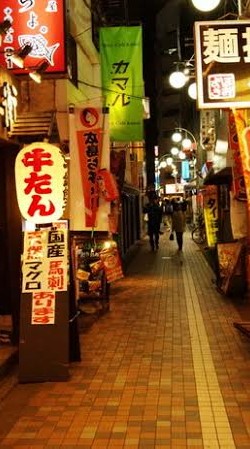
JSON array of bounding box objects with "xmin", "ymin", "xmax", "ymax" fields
[
  {"xmin": 0, "ymin": 0, "xmax": 66, "ymax": 74},
  {"xmin": 195, "ymin": 20, "xmax": 250, "ymax": 109}
]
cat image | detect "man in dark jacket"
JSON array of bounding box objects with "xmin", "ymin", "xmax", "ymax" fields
[{"xmin": 143, "ymin": 196, "xmax": 163, "ymax": 251}]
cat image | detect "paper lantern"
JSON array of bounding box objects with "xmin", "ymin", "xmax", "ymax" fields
[{"xmin": 15, "ymin": 142, "xmax": 67, "ymax": 224}]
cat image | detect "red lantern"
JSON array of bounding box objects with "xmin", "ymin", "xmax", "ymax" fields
[{"xmin": 97, "ymin": 168, "xmax": 119, "ymax": 202}]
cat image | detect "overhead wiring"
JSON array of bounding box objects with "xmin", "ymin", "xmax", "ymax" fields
[{"xmin": 77, "ymin": 79, "xmax": 147, "ymax": 100}]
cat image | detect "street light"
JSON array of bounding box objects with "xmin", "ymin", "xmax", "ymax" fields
[
  {"xmin": 191, "ymin": 0, "xmax": 220, "ymax": 11},
  {"xmin": 171, "ymin": 127, "xmax": 197, "ymax": 153},
  {"xmin": 190, "ymin": 0, "xmax": 243, "ymax": 15}
]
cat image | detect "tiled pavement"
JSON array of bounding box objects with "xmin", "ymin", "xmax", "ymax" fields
[{"xmin": 1, "ymin": 231, "xmax": 250, "ymax": 448}]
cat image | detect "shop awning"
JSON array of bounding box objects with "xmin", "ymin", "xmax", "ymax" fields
[{"xmin": 203, "ymin": 167, "xmax": 232, "ymax": 186}]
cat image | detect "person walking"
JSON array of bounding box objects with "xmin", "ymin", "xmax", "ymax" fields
[
  {"xmin": 163, "ymin": 197, "xmax": 173, "ymax": 231},
  {"xmin": 171, "ymin": 197, "xmax": 186, "ymax": 252},
  {"xmin": 143, "ymin": 195, "xmax": 163, "ymax": 251}
]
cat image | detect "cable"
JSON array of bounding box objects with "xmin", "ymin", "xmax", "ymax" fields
[{"xmin": 77, "ymin": 79, "xmax": 147, "ymax": 100}]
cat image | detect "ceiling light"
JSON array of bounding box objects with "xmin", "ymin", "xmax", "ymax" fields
[
  {"xmin": 9, "ymin": 44, "xmax": 32, "ymax": 68},
  {"xmin": 29, "ymin": 60, "xmax": 50, "ymax": 83},
  {"xmin": 191, "ymin": 0, "xmax": 220, "ymax": 12},
  {"xmin": 169, "ymin": 70, "xmax": 187, "ymax": 89}
]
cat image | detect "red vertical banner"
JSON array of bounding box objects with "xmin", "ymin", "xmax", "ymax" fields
[
  {"xmin": 229, "ymin": 110, "xmax": 247, "ymax": 201},
  {"xmin": 75, "ymin": 107, "xmax": 103, "ymax": 228}
]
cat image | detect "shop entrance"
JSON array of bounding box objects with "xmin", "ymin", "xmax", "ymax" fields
[
  {"xmin": 0, "ymin": 142, "xmax": 22, "ymax": 343},
  {"xmin": 0, "ymin": 149, "xmax": 10, "ymax": 314}
]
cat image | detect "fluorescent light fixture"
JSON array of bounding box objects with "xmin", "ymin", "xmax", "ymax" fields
[{"xmin": 29, "ymin": 60, "xmax": 50, "ymax": 83}]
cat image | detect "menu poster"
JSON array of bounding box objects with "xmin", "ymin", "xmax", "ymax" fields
[{"xmin": 217, "ymin": 242, "xmax": 243, "ymax": 294}]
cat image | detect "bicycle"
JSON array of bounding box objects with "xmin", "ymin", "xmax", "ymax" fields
[{"xmin": 191, "ymin": 223, "xmax": 206, "ymax": 244}]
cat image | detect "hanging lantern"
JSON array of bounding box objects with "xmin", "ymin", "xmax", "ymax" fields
[{"xmin": 15, "ymin": 142, "xmax": 67, "ymax": 224}]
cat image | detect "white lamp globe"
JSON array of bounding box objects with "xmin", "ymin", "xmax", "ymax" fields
[
  {"xmin": 179, "ymin": 151, "xmax": 186, "ymax": 160},
  {"xmin": 159, "ymin": 161, "xmax": 167, "ymax": 168},
  {"xmin": 170, "ymin": 146, "xmax": 179, "ymax": 156},
  {"xmin": 169, "ymin": 71, "xmax": 187, "ymax": 89},
  {"xmin": 191, "ymin": 0, "xmax": 220, "ymax": 12},
  {"xmin": 172, "ymin": 131, "xmax": 182, "ymax": 143},
  {"xmin": 188, "ymin": 82, "xmax": 197, "ymax": 100},
  {"xmin": 166, "ymin": 157, "xmax": 173, "ymax": 165},
  {"xmin": 182, "ymin": 137, "xmax": 192, "ymax": 149}
]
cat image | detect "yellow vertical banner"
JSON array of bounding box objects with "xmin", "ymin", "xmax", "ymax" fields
[{"xmin": 203, "ymin": 185, "xmax": 219, "ymax": 248}]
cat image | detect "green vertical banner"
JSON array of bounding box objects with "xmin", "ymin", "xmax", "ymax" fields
[{"xmin": 100, "ymin": 26, "xmax": 144, "ymax": 142}]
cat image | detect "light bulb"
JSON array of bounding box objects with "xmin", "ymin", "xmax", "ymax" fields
[
  {"xmin": 166, "ymin": 157, "xmax": 173, "ymax": 165},
  {"xmin": 170, "ymin": 147, "xmax": 179, "ymax": 156},
  {"xmin": 172, "ymin": 131, "xmax": 182, "ymax": 143},
  {"xmin": 182, "ymin": 138, "xmax": 192, "ymax": 149},
  {"xmin": 179, "ymin": 151, "xmax": 186, "ymax": 160},
  {"xmin": 191, "ymin": 0, "xmax": 220, "ymax": 12},
  {"xmin": 188, "ymin": 82, "xmax": 197, "ymax": 100},
  {"xmin": 169, "ymin": 71, "xmax": 187, "ymax": 89}
]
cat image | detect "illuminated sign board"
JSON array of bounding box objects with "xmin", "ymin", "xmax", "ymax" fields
[
  {"xmin": 195, "ymin": 20, "xmax": 250, "ymax": 109},
  {"xmin": 15, "ymin": 142, "xmax": 68, "ymax": 224},
  {"xmin": 0, "ymin": 0, "xmax": 66, "ymax": 74}
]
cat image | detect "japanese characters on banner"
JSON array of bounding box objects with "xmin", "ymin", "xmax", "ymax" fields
[
  {"xmin": 228, "ymin": 110, "xmax": 247, "ymax": 201},
  {"xmin": 195, "ymin": 21, "xmax": 250, "ymax": 109},
  {"xmin": 0, "ymin": 0, "xmax": 66, "ymax": 74},
  {"xmin": 69, "ymin": 103, "xmax": 111, "ymax": 231},
  {"xmin": 203, "ymin": 185, "xmax": 219, "ymax": 248},
  {"xmin": 15, "ymin": 142, "xmax": 67, "ymax": 224},
  {"xmin": 22, "ymin": 229, "xmax": 68, "ymax": 324},
  {"xmin": 99, "ymin": 26, "xmax": 144, "ymax": 142}
]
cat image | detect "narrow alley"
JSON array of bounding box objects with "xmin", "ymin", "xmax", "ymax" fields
[{"xmin": 1, "ymin": 231, "xmax": 250, "ymax": 449}]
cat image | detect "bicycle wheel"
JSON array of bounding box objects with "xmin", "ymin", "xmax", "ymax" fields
[{"xmin": 192, "ymin": 226, "xmax": 205, "ymax": 244}]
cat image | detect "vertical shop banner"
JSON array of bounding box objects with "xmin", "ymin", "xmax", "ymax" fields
[
  {"xmin": 99, "ymin": 26, "xmax": 144, "ymax": 142},
  {"xmin": 233, "ymin": 109, "xmax": 250, "ymax": 210},
  {"xmin": 0, "ymin": 0, "xmax": 66, "ymax": 74},
  {"xmin": 69, "ymin": 103, "xmax": 110, "ymax": 231},
  {"xmin": 229, "ymin": 110, "xmax": 247, "ymax": 201},
  {"xmin": 22, "ymin": 229, "xmax": 68, "ymax": 295},
  {"xmin": 203, "ymin": 185, "xmax": 219, "ymax": 248},
  {"xmin": 22, "ymin": 229, "xmax": 68, "ymax": 325}
]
